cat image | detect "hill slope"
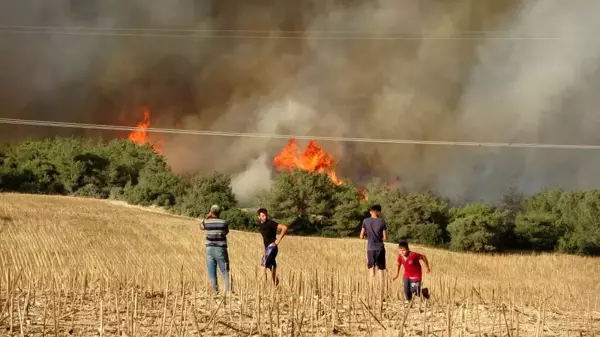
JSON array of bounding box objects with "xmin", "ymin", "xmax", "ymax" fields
[{"xmin": 1, "ymin": 193, "xmax": 599, "ymax": 336}]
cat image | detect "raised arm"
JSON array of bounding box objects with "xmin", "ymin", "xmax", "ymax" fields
[
  {"xmin": 201, "ymin": 210, "xmax": 213, "ymax": 230},
  {"xmin": 275, "ymin": 223, "xmax": 288, "ymax": 245}
]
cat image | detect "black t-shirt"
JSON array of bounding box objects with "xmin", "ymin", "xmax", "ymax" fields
[{"xmin": 259, "ymin": 219, "xmax": 278, "ymax": 248}]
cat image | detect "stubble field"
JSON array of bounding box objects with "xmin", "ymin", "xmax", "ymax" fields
[{"xmin": 0, "ymin": 193, "xmax": 599, "ymax": 336}]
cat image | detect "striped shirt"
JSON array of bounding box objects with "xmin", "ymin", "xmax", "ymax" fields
[{"xmin": 201, "ymin": 217, "xmax": 229, "ymax": 247}]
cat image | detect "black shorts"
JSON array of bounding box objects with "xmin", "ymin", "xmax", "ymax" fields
[
  {"xmin": 261, "ymin": 245, "xmax": 278, "ymax": 269},
  {"xmin": 367, "ymin": 249, "xmax": 386, "ymax": 270}
]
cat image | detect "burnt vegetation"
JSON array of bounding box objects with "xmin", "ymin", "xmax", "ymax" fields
[{"xmin": 1, "ymin": 137, "xmax": 599, "ymax": 256}]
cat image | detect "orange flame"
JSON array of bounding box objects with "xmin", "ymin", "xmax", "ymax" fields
[
  {"xmin": 273, "ymin": 139, "xmax": 400, "ymax": 200},
  {"xmin": 359, "ymin": 188, "xmax": 368, "ymax": 200},
  {"xmin": 273, "ymin": 139, "xmax": 342, "ymax": 185},
  {"xmin": 128, "ymin": 107, "xmax": 163, "ymax": 154}
]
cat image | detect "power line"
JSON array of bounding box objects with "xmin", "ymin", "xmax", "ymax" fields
[
  {"xmin": 1, "ymin": 117, "xmax": 600, "ymax": 150},
  {"xmin": 0, "ymin": 24, "xmax": 524, "ymax": 35},
  {"xmin": 0, "ymin": 25, "xmax": 585, "ymax": 40}
]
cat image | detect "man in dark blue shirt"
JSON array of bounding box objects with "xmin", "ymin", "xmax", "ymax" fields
[{"xmin": 360, "ymin": 204, "xmax": 388, "ymax": 286}]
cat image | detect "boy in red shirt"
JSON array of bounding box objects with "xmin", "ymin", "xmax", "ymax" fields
[{"xmin": 392, "ymin": 241, "xmax": 431, "ymax": 303}]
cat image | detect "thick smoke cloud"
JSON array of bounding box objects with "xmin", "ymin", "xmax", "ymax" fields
[
  {"xmin": 440, "ymin": 0, "xmax": 600, "ymax": 201},
  {"xmin": 1, "ymin": 0, "xmax": 599, "ymax": 205}
]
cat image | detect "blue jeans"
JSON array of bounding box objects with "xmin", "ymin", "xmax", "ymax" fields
[
  {"xmin": 206, "ymin": 246, "xmax": 230, "ymax": 293},
  {"xmin": 403, "ymin": 278, "xmax": 421, "ymax": 301}
]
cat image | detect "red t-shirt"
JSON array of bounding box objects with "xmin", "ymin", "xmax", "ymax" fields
[{"xmin": 397, "ymin": 252, "xmax": 422, "ymax": 281}]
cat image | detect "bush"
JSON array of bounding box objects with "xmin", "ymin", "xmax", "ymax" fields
[
  {"xmin": 221, "ymin": 208, "xmax": 258, "ymax": 232},
  {"xmin": 329, "ymin": 181, "xmax": 364, "ymax": 237},
  {"xmin": 447, "ymin": 203, "xmax": 509, "ymax": 252},
  {"xmin": 174, "ymin": 171, "xmax": 237, "ymax": 217},
  {"xmin": 360, "ymin": 179, "xmax": 447, "ymax": 247},
  {"xmin": 392, "ymin": 192, "xmax": 448, "ymax": 247},
  {"xmin": 515, "ymin": 211, "xmax": 562, "ymax": 251},
  {"xmin": 72, "ymin": 183, "xmax": 108, "ymax": 199},
  {"xmin": 557, "ymin": 190, "xmax": 600, "ymax": 255}
]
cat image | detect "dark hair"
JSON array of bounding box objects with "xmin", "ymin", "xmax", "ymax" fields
[
  {"xmin": 398, "ymin": 240, "xmax": 409, "ymax": 249},
  {"xmin": 369, "ymin": 204, "xmax": 382, "ymax": 212},
  {"xmin": 257, "ymin": 208, "xmax": 268, "ymax": 216}
]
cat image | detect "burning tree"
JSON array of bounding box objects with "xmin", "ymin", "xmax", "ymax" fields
[
  {"xmin": 273, "ymin": 139, "xmax": 342, "ymax": 186},
  {"xmin": 264, "ymin": 139, "xmax": 366, "ymax": 235},
  {"xmin": 128, "ymin": 107, "xmax": 164, "ymax": 155}
]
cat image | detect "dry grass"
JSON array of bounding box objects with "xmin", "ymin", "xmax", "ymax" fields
[{"xmin": 0, "ymin": 193, "xmax": 599, "ymax": 336}]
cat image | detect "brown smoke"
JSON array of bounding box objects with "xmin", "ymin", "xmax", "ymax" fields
[{"xmin": 2, "ymin": 0, "xmax": 600, "ymax": 205}]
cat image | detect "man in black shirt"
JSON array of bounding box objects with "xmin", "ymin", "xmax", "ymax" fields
[{"xmin": 257, "ymin": 208, "xmax": 288, "ymax": 285}]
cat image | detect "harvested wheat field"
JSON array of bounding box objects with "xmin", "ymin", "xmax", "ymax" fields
[{"xmin": 0, "ymin": 193, "xmax": 599, "ymax": 336}]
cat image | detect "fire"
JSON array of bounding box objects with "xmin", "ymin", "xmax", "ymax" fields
[
  {"xmin": 360, "ymin": 188, "xmax": 368, "ymax": 200},
  {"xmin": 273, "ymin": 139, "xmax": 342, "ymax": 185},
  {"xmin": 128, "ymin": 107, "xmax": 163, "ymax": 154},
  {"xmin": 272, "ymin": 138, "xmax": 399, "ymax": 201}
]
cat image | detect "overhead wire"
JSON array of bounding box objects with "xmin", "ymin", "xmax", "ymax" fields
[
  {"xmin": 0, "ymin": 24, "xmax": 585, "ymax": 40},
  {"xmin": 1, "ymin": 117, "xmax": 600, "ymax": 150},
  {"xmin": 0, "ymin": 24, "xmax": 593, "ymax": 150}
]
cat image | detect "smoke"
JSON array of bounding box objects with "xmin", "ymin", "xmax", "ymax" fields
[
  {"xmin": 438, "ymin": 0, "xmax": 600, "ymax": 201},
  {"xmin": 231, "ymin": 153, "xmax": 273, "ymax": 205},
  {"xmin": 2, "ymin": 0, "xmax": 600, "ymax": 204}
]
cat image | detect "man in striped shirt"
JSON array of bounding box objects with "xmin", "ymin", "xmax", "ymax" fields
[{"xmin": 200, "ymin": 204, "xmax": 230, "ymax": 294}]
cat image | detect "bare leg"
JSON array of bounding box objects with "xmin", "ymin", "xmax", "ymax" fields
[
  {"xmin": 367, "ymin": 267, "xmax": 376, "ymax": 297},
  {"xmin": 368, "ymin": 267, "xmax": 376, "ymax": 283},
  {"xmin": 377, "ymin": 268, "xmax": 386, "ymax": 294},
  {"xmin": 271, "ymin": 267, "xmax": 279, "ymax": 286}
]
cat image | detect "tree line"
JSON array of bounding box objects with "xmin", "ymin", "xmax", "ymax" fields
[{"xmin": 1, "ymin": 137, "xmax": 599, "ymax": 256}]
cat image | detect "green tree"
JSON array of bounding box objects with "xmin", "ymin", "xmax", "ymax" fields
[
  {"xmin": 221, "ymin": 208, "xmax": 258, "ymax": 232},
  {"xmin": 362, "ymin": 177, "xmax": 404, "ymax": 229},
  {"xmin": 557, "ymin": 190, "xmax": 600, "ymax": 255},
  {"xmin": 101, "ymin": 140, "xmax": 161, "ymax": 188},
  {"xmin": 393, "ymin": 192, "xmax": 448, "ymax": 247},
  {"xmin": 515, "ymin": 188, "xmax": 565, "ymax": 250},
  {"xmin": 363, "ymin": 178, "xmax": 447, "ymax": 246},
  {"xmin": 328, "ymin": 181, "xmax": 363, "ymax": 237},
  {"xmin": 260, "ymin": 169, "xmax": 339, "ymax": 234},
  {"xmin": 447, "ymin": 203, "xmax": 509, "ymax": 252},
  {"xmin": 120, "ymin": 153, "xmax": 185, "ymax": 207},
  {"xmin": 175, "ymin": 171, "xmax": 237, "ymax": 217}
]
